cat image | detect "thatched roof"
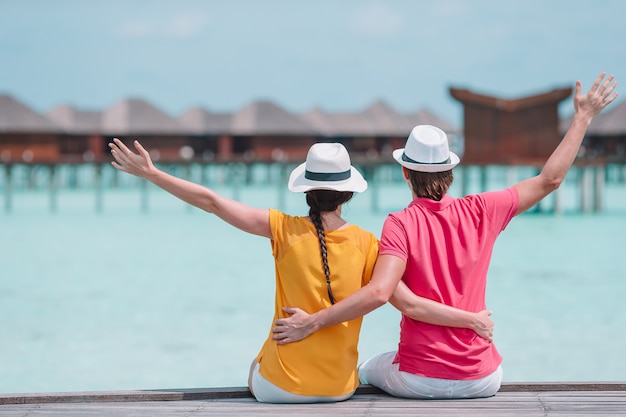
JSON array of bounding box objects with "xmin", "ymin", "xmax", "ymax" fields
[
  {"xmin": 230, "ymin": 101, "xmax": 317, "ymax": 135},
  {"xmin": 0, "ymin": 94, "xmax": 61, "ymax": 133},
  {"xmin": 360, "ymin": 101, "xmax": 415, "ymax": 136},
  {"xmin": 2, "ymin": 93, "xmax": 457, "ymax": 137},
  {"xmin": 408, "ymin": 109, "xmax": 457, "ymax": 133},
  {"xmin": 300, "ymin": 108, "xmax": 376, "ymax": 136},
  {"xmin": 300, "ymin": 101, "xmax": 457, "ymax": 137},
  {"xmin": 101, "ymin": 98, "xmax": 182, "ymax": 135},
  {"xmin": 588, "ymin": 99, "xmax": 626, "ymax": 135},
  {"xmin": 178, "ymin": 108, "xmax": 232, "ymax": 135},
  {"xmin": 46, "ymin": 105, "xmax": 101, "ymax": 134}
]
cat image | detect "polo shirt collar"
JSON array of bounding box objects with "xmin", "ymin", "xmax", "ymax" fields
[{"xmin": 408, "ymin": 194, "xmax": 454, "ymax": 211}]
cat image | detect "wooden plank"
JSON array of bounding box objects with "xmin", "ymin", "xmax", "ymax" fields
[
  {"xmin": 0, "ymin": 386, "xmax": 253, "ymax": 405},
  {"xmin": 499, "ymin": 381, "xmax": 626, "ymax": 392},
  {"xmin": 1, "ymin": 395, "xmax": 626, "ymax": 417},
  {"xmin": 2, "ymin": 395, "xmax": 626, "ymax": 417},
  {"xmin": 2, "ymin": 383, "xmax": 626, "ymax": 405},
  {"xmin": 1, "ymin": 385, "xmax": 626, "ymax": 417}
]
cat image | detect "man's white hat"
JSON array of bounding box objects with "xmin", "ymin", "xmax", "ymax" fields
[{"xmin": 392, "ymin": 125, "xmax": 460, "ymax": 173}]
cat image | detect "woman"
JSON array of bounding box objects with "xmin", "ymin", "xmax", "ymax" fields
[{"xmin": 109, "ymin": 139, "xmax": 492, "ymax": 403}]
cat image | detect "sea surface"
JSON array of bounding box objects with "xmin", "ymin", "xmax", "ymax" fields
[{"xmin": 1, "ymin": 164, "xmax": 625, "ymax": 394}]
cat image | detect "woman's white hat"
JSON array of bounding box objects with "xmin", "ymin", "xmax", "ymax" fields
[
  {"xmin": 288, "ymin": 143, "xmax": 367, "ymax": 193},
  {"xmin": 392, "ymin": 125, "xmax": 460, "ymax": 173}
]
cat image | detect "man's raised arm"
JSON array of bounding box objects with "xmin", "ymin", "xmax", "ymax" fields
[{"xmin": 515, "ymin": 73, "xmax": 618, "ymax": 215}]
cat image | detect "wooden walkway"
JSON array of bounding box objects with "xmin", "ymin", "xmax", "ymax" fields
[{"xmin": 1, "ymin": 383, "xmax": 625, "ymax": 416}]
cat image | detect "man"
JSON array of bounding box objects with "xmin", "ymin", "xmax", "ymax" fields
[{"xmin": 272, "ymin": 73, "xmax": 618, "ymax": 399}]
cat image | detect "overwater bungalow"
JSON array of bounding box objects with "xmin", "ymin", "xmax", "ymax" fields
[
  {"xmin": 0, "ymin": 94, "xmax": 458, "ymax": 165},
  {"xmin": 560, "ymin": 99, "xmax": 626, "ymax": 163}
]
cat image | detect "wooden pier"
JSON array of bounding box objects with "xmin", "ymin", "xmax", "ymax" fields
[
  {"xmin": 1, "ymin": 383, "xmax": 625, "ymax": 416},
  {"xmin": 2, "ymin": 161, "xmax": 625, "ymax": 214}
]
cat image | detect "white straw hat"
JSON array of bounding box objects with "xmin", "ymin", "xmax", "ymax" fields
[
  {"xmin": 288, "ymin": 143, "xmax": 367, "ymax": 193},
  {"xmin": 392, "ymin": 125, "xmax": 460, "ymax": 173}
]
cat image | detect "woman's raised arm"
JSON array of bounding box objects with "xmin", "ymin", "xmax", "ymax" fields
[{"xmin": 109, "ymin": 138, "xmax": 271, "ymax": 238}]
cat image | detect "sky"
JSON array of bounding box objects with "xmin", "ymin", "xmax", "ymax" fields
[{"xmin": 1, "ymin": 0, "xmax": 625, "ymax": 127}]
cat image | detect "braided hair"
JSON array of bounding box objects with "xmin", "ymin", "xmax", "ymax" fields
[{"xmin": 306, "ymin": 189, "xmax": 354, "ymax": 304}]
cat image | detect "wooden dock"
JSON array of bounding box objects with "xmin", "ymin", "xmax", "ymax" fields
[
  {"xmin": 1, "ymin": 383, "xmax": 625, "ymax": 416},
  {"xmin": 3, "ymin": 161, "xmax": 624, "ymax": 214}
]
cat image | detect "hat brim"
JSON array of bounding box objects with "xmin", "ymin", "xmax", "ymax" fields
[
  {"xmin": 287, "ymin": 162, "xmax": 368, "ymax": 193},
  {"xmin": 392, "ymin": 148, "xmax": 460, "ymax": 173}
]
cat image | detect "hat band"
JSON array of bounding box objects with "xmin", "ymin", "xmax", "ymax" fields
[
  {"xmin": 402, "ymin": 152, "xmax": 451, "ymax": 165},
  {"xmin": 305, "ymin": 169, "xmax": 351, "ymax": 182}
]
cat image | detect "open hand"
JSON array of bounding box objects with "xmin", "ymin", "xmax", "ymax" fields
[
  {"xmin": 109, "ymin": 138, "xmax": 155, "ymax": 179},
  {"xmin": 575, "ymin": 72, "xmax": 618, "ymax": 119},
  {"xmin": 272, "ymin": 307, "xmax": 314, "ymax": 345}
]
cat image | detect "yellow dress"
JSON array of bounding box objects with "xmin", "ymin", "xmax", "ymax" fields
[{"xmin": 256, "ymin": 209, "xmax": 378, "ymax": 396}]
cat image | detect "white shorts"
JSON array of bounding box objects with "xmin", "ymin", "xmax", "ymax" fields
[
  {"xmin": 358, "ymin": 351, "xmax": 503, "ymax": 399},
  {"xmin": 249, "ymin": 361, "xmax": 355, "ymax": 404}
]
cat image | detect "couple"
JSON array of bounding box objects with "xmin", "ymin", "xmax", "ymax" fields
[{"xmin": 109, "ymin": 73, "xmax": 617, "ymax": 403}]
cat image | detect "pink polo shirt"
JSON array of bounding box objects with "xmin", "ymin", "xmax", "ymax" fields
[{"xmin": 379, "ymin": 187, "xmax": 519, "ymax": 380}]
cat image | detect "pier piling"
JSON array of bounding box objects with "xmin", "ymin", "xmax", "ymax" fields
[{"xmin": 0, "ymin": 161, "xmax": 621, "ymax": 214}]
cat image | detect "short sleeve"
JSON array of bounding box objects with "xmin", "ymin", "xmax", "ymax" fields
[
  {"xmin": 378, "ymin": 214, "xmax": 409, "ymax": 261},
  {"xmin": 361, "ymin": 233, "xmax": 379, "ymax": 286},
  {"xmin": 480, "ymin": 187, "xmax": 519, "ymax": 232},
  {"xmin": 268, "ymin": 208, "xmax": 283, "ymax": 258}
]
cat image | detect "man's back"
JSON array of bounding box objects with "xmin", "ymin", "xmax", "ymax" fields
[{"xmin": 378, "ymin": 188, "xmax": 518, "ymax": 379}]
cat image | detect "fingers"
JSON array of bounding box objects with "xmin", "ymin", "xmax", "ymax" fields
[
  {"xmin": 109, "ymin": 144, "xmax": 126, "ymax": 167},
  {"xmin": 591, "ymin": 72, "xmax": 607, "ymax": 91},
  {"xmin": 599, "ymin": 74, "xmax": 614, "ymax": 93},
  {"xmin": 113, "ymin": 137, "xmax": 133, "ymax": 155},
  {"xmin": 109, "ymin": 138, "xmax": 129, "ymax": 159},
  {"xmin": 603, "ymin": 79, "xmax": 619, "ymax": 104},
  {"xmin": 271, "ymin": 327, "xmax": 294, "ymax": 344},
  {"xmin": 575, "ymin": 80, "xmax": 582, "ymax": 97},
  {"xmin": 282, "ymin": 307, "xmax": 297, "ymax": 315},
  {"xmin": 109, "ymin": 138, "xmax": 145, "ymax": 173},
  {"xmin": 272, "ymin": 321, "xmax": 291, "ymax": 335},
  {"xmin": 134, "ymin": 140, "xmax": 150, "ymax": 159},
  {"xmin": 272, "ymin": 328, "xmax": 287, "ymax": 339},
  {"xmin": 578, "ymin": 73, "xmax": 619, "ymax": 115},
  {"xmin": 590, "ymin": 73, "xmax": 618, "ymax": 98},
  {"xmin": 110, "ymin": 161, "xmax": 126, "ymax": 172},
  {"xmin": 606, "ymin": 91, "xmax": 619, "ymax": 105},
  {"xmin": 108, "ymin": 140, "xmax": 121, "ymax": 155}
]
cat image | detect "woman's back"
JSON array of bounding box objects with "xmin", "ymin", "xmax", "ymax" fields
[{"xmin": 256, "ymin": 209, "xmax": 378, "ymax": 396}]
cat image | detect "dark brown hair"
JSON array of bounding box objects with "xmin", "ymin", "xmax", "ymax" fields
[
  {"xmin": 306, "ymin": 189, "xmax": 354, "ymax": 304},
  {"xmin": 405, "ymin": 168, "xmax": 454, "ymax": 201}
]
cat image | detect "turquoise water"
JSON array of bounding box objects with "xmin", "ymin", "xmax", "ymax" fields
[{"xmin": 1, "ymin": 165, "xmax": 626, "ymax": 394}]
